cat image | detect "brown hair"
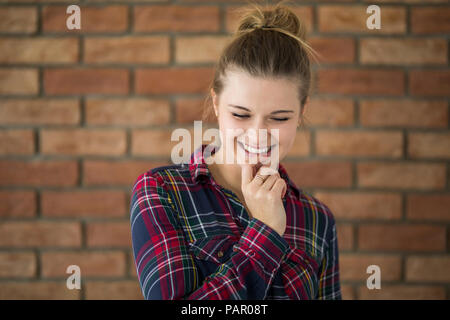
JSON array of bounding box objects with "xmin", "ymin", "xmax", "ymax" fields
[{"xmin": 202, "ymin": 0, "xmax": 321, "ymax": 126}]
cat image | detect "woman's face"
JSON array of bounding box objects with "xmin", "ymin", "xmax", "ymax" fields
[{"xmin": 211, "ymin": 68, "xmax": 306, "ymax": 169}]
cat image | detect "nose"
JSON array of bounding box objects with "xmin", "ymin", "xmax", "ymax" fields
[{"xmin": 244, "ymin": 117, "xmax": 271, "ymax": 148}]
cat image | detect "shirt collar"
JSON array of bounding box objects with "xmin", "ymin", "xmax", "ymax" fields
[{"xmin": 188, "ymin": 144, "xmax": 300, "ymax": 197}]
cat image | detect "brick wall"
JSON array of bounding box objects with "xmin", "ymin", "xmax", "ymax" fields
[{"xmin": 0, "ymin": 0, "xmax": 448, "ymax": 300}]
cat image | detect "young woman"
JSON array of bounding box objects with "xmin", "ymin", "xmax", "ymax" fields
[{"xmin": 130, "ymin": 2, "xmax": 342, "ymax": 300}]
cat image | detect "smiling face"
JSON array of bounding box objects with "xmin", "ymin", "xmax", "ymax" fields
[{"xmin": 211, "ymin": 68, "xmax": 306, "ymax": 170}]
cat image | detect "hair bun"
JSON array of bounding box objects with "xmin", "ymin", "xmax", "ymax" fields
[{"xmin": 236, "ymin": 1, "xmax": 307, "ymax": 41}]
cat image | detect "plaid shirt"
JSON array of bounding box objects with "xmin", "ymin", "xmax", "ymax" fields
[{"xmin": 130, "ymin": 144, "xmax": 342, "ymax": 300}]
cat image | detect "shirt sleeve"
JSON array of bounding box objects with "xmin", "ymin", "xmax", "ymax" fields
[
  {"xmin": 130, "ymin": 172, "xmax": 290, "ymax": 300},
  {"xmin": 316, "ymin": 216, "xmax": 342, "ymax": 299}
]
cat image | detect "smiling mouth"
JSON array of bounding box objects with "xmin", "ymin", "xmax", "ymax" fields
[{"xmin": 237, "ymin": 141, "xmax": 274, "ymax": 155}]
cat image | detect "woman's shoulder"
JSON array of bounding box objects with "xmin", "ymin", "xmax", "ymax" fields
[{"xmin": 131, "ymin": 163, "xmax": 192, "ymax": 195}]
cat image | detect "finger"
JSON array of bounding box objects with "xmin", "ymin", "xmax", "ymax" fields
[
  {"xmin": 241, "ymin": 164, "xmax": 254, "ymax": 186},
  {"xmin": 259, "ymin": 166, "xmax": 278, "ymax": 176},
  {"xmin": 271, "ymin": 178, "xmax": 287, "ymax": 198},
  {"xmin": 260, "ymin": 173, "xmax": 279, "ymax": 190}
]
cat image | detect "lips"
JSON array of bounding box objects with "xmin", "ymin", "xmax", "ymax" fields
[{"xmin": 237, "ymin": 141, "xmax": 274, "ymax": 155}]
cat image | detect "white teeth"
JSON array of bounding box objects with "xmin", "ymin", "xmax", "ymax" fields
[{"xmin": 240, "ymin": 143, "xmax": 271, "ymax": 154}]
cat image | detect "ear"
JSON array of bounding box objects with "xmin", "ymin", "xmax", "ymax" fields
[
  {"xmin": 298, "ymin": 96, "xmax": 309, "ymax": 127},
  {"xmin": 211, "ymin": 88, "xmax": 218, "ymax": 117}
]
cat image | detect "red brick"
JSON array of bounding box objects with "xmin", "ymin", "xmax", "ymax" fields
[
  {"xmin": 175, "ymin": 97, "xmax": 214, "ymax": 124},
  {"xmin": 85, "ymin": 281, "xmax": 143, "ymax": 300},
  {"xmin": 0, "ymin": 38, "xmax": 78, "ymax": 63},
  {"xmin": 132, "ymin": 125, "xmax": 230, "ymax": 159},
  {"xmin": 84, "ymin": 36, "xmax": 169, "ymax": 64},
  {"xmin": 407, "ymin": 194, "xmax": 450, "ymax": 221},
  {"xmin": 0, "ymin": 191, "xmax": 36, "ymax": 218},
  {"xmin": 281, "ymin": 161, "xmax": 353, "ymax": 188},
  {"xmin": 0, "ymin": 221, "xmax": 81, "ymax": 248},
  {"xmin": 176, "ymin": 36, "xmax": 230, "ymax": 63},
  {"xmin": 44, "ymin": 68, "xmax": 129, "ymax": 95},
  {"xmin": 358, "ymin": 224, "xmax": 446, "ymax": 252},
  {"xmin": 41, "ymin": 190, "xmax": 126, "ymax": 218},
  {"xmin": 315, "ymin": 191, "xmax": 402, "ymax": 220},
  {"xmin": 305, "ymin": 98, "xmax": 354, "ymax": 127},
  {"xmin": 0, "ymin": 68, "xmax": 38, "ymax": 95},
  {"xmin": 0, "ymin": 7, "xmax": 37, "ymax": 33},
  {"xmin": 41, "ymin": 251, "xmax": 126, "ymax": 278},
  {"xmin": 0, "ymin": 282, "xmax": 80, "ymax": 300},
  {"xmin": 336, "ymin": 224, "xmax": 354, "ymax": 251},
  {"xmin": 317, "ymin": 69, "xmax": 405, "ymax": 95},
  {"xmin": 225, "ymin": 5, "xmax": 313, "ymax": 35},
  {"xmin": 286, "ymin": 130, "xmax": 310, "ymax": 157},
  {"xmin": 359, "ymin": 99, "xmax": 448, "ymax": 128},
  {"xmin": 357, "ymin": 162, "xmax": 446, "ymax": 190},
  {"xmin": 0, "ymin": 160, "xmax": 78, "ymax": 187},
  {"xmin": 360, "ymin": 38, "xmax": 447, "ymax": 65},
  {"xmin": 86, "ymin": 221, "xmax": 131, "ymax": 248},
  {"xmin": 0, "ymin": 129, "xmax": 34, "ymax": 155},
  {"xmin": 341, "ymin": 285, "xmax": 355, "ymax": 300},
  {"xmin": 408, "ymin": 133, "xmax": 450, "ymax": 159},
  {"xmin": 309, "ymin": 37, "xmax": 355, "ymax": 64},
  {"xmin": 0, "ymin": 252, "xmax": 36, "ymax": 278},
  {"xmin": 340, "ymin": 254, "xmax": 402, "ymax": 281},
  {"xmin": 358, "ymin": 285, "xmax": 446, "ymax": 300},
  {"xmin": 129, "ymin": 251, "xmax": 137, "ymax": 278},
  {"xmin": 40, "ymin": 129, "xmax": 127, "ymax": 156},
  {"xmin": 406, "ymin": 256, "xmax": 450, "ymax": 282},
  {"xmin": 0, "ymin": 98, "xmax": 80, "ymax": 125},
  {"xmin": 410, "ymin": 70, "xmax": 450, "ymax": 97},
  {"xmin": 318, "ymin": 5, "xmax": 406, "ymax": 34},
  {"xmin": 85, "ymin": 98, "xmax": 170, "ymax": 126},
  {"xmin": 134, "ymin": 5, "xmax": 219, "ymax": 32},
  {"xmin": 83, "ymin": 160, "xmax": 169, "ymax": 186},
  {"xmin": 42, "ymin": 5, "xmax": 128, "ymax": 33},
  {"xmin": 315, "ymin": 130, "xmax": 403, "ymax": 158},
  {"xmin": 131, "ymin": 129, "xmax": 178, "ymax": 157},
  {"xmin": 135, "ymin": 67, "xmax": 214, "ymax": 94},
  {"xmin": 411, "ymin": 7, "xmax": 450, "ymax": 34}
]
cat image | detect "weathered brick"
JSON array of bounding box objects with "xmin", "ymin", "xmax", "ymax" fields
[
  {"xmin": 41, "ymin": 190, "xmax": 127, "ymax": 218},
  {"xmin": 42, "ymin": 5, "xmax": 128, "ymax": 33},
  {"xmin": 357, "ymin": 162, "xmax": 446, "ymax": 190},
  {"xmin": 0, "ymin": 38, "xmax": 78, "ymax": 63},
  {"xmin": 40, "ymin": 129, "xmax": 127, "ymax": 156},
  {"xmin": 84, "ymin": 36, "xmax": 170, "ymax": 64},
  {"xmin": 359, "ymin": 99, "xmax": 448, "ymax": 128},
  {"xmin": 315, "ymin": 130, "xmax": 403, "ymax": 158},
  {"xmin": 315, "ymin": 191, "xmax": 402, "ymax": 220},
  {"xmin": 358, "ymin": 224, "xmax": 446, "ymax": 251},
  {"xmin": 44, "ymin": 68, "xmax": 129, "ymax": 95},
  {"xmin": 0, "ymin": 191, "xmax": 36, "ymax": 218},
  {"xmin": 85, "ymin": 98, "xmax": 170, "ymax": 126},
  {"xmin": 134, "ymin": 5, "xmax": 219, "ymax": 32},
  {"xmin": 0, "ymin": 221, "xmax": 81, "ymax": 248},
  {"xmin": 0, "ymin": 98, "xmax": 80, "ymax": 125},
  {"xmin": 0, "ymin": 160, "xmax": 78, "ymax": 187},
  {"xmin": 0, "ymin": 129, "xmax": 34, "ymax": 155}
]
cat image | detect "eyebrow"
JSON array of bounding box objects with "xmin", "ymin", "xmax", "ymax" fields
[{"xmin": 228, "ymin": 104, "xmax": 294, "ymax": 115}]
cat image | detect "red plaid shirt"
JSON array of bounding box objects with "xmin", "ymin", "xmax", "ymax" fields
[{"xmin": 130, "ymin": 144, "xmax": 342, "ymax": 299}]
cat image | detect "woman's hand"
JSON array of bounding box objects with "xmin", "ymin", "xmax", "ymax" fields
[{"xmin": 241, "ymin": 164, "xmax": 287, "ymax": 236}]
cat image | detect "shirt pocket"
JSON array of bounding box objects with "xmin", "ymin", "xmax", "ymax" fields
[{"xmin": 188, "ymin": 234, "xmax": 239, "ymax": 265}]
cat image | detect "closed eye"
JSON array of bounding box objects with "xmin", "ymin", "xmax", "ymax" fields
[{"xmin": 232, "ymin": 113, "xmax": 290, "ymax": 122}]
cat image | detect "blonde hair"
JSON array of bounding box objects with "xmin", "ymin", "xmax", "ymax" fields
[{"xmin": 202, "ymin": 0, "xmax": 321, "ymax": 124}]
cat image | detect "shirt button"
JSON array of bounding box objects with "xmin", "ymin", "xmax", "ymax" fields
[{"xmin": 217, "ymin": 250, "xmax": 224, "ymax": 258}]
